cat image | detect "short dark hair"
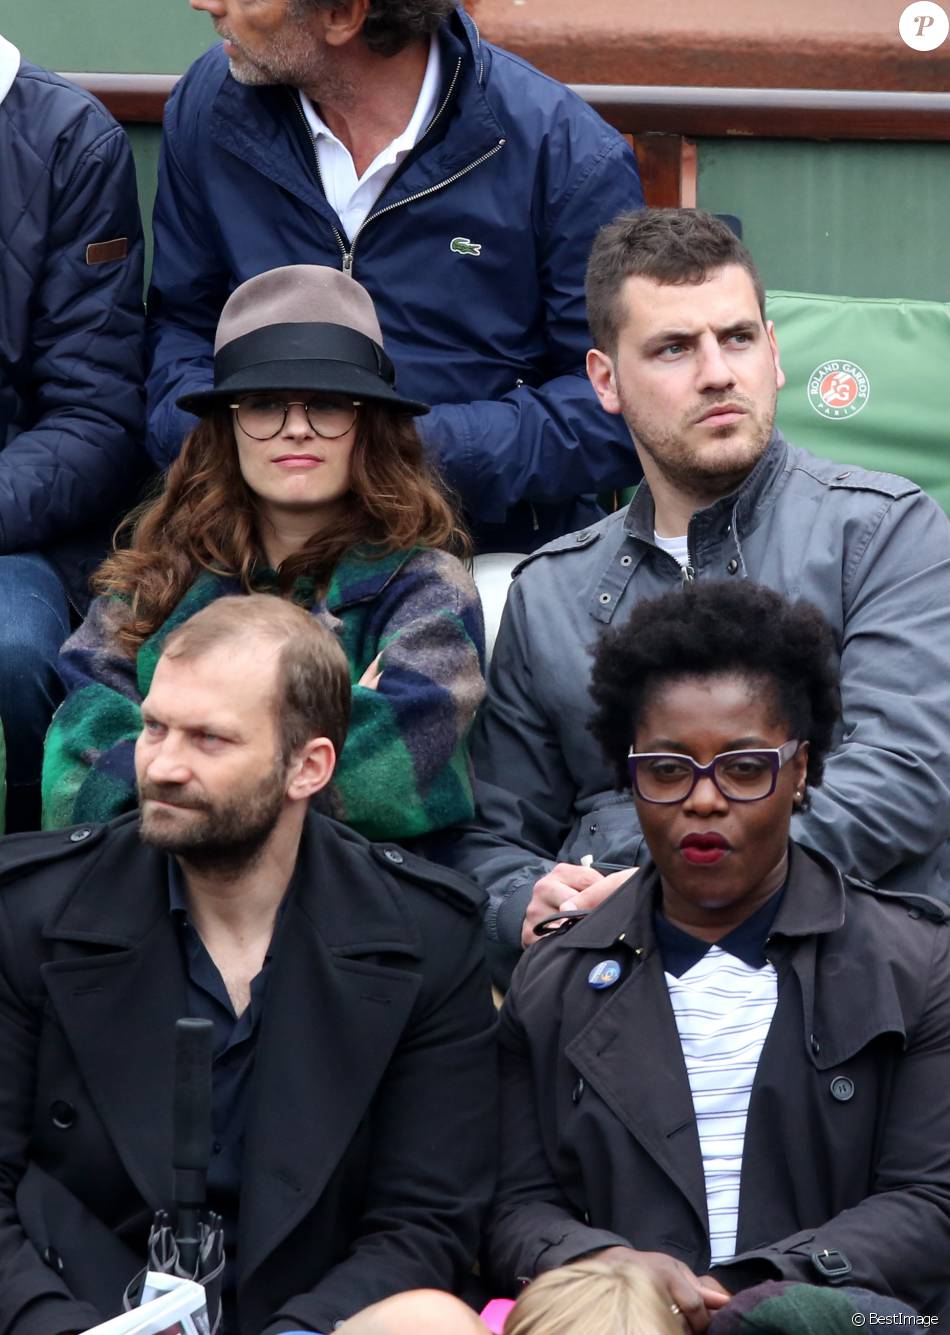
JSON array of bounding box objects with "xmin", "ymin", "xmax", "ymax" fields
[
  {"xmin": 289, "ymin": 0, "xmax": 455, "ymax": 56},
  {"xmin": 588, "ymin": 580, "xmax": 840, "ymax": 797},
  {"xmin": 585, "ymin": 208, "xmax": 767, "ymax": 354},
  {"xmin": 161, "ymin": 594, "xmax": 352, "ymax": 760}
]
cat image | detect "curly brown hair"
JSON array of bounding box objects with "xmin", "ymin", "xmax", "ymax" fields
[{"xmin": 95, "ymin": 404, "xmax": 468, "ymax": 654}]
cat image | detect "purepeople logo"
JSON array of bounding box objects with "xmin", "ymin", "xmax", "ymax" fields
[{"xmin": 899, "ymin": 2, "xmax": 950, "ymax": 49}]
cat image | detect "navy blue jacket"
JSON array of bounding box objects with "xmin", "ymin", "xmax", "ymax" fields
[
  {"xmin": 0, "ymin": 58, "xmax": 146, "ymax": 607},
  {"xmin": 146, "ymin": 10, "xmax": 644, "ymax": 551}
]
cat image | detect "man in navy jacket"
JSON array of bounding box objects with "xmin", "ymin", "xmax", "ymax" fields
[
  {"xmin": 0, "ymin": 35, "xmax": 145, "ymax": 830},
  {"xmin": 147, "ymin": 0, "xmax": 644, "ymax": 551}
]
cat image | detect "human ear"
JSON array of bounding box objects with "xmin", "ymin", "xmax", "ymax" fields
[
  {"xmin": 587, "ymin": 348, "xmax": 623, "ymax": 415},
  {"xmin": 767, "ymin": 320, "xmax": 786, "ymax": 391},
  {"xmin": 791, "ymin": 740, "xmax": 809, "ymax": 806},
  {"xmin": 320, "ymin": 0, "xmax": 370, "ymax": 47},
  {"xmin": 286, "ymin": 737, "xmax": 336, "ymax": 801}
]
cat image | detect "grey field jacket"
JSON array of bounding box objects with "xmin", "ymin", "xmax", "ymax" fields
[{"xmin": 445, "ymin": 432, "xmax": 950, "ymax": 973}]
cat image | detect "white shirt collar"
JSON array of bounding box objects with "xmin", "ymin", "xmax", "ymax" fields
[
  {"xmin": 0, "ymin": 34, "xmax": 21, "ymax": 107},
  {"xmin": 298, "ymin": 34, "xmax": 441, "ymax": 182}
]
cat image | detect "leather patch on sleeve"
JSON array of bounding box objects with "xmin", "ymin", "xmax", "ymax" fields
[{"xmin": 85, "ymin": 238, "xmax": 129, "ymax": 265}]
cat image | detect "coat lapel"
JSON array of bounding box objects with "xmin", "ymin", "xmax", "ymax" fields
[
  {"xmin": 237, "ymin": 818, "xmax": 425, "ymax": 1290},
  {"xmin": 41, "ymin": 817, "xmax": 186, "ymax": 1214},
  {"xmin": 559, "ymin": 872, "xmax": 709, "ymax": 1233},
  {"xmin": 769, "ymin": 845, "xmax": 908, "ymax": 1069}
]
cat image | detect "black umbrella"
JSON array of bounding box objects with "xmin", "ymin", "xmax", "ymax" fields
[{"xmin": 124, "ymin": 1019, "xmax": 224, "ymax": 1332}]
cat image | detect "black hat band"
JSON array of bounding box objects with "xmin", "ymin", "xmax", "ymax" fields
[{"xmin": 214, "ymin": 323, "xmax": 395, "ymax": 388}]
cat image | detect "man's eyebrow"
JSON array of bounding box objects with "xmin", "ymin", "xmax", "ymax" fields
[
  {"xmin": 717, "ymin": 319, "xmax": 759, "ymax": 338},
  {"xmin": 642, "ymin": 327, "xmax": 697, "ymax": 352},
  {"xmin": 642, "ymin": 318, "xmax": 759, "ymax": 352}
]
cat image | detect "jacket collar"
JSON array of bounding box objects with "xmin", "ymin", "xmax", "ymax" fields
[
  {"xmin": 553, "ymin": 840, "xmax": 845, "ymax": 955},
  {"xmin": 623, "ymin": 429, "xmax": 791, "ymax": 554},
  {"xmin": 208, "ymin": 8, "xmax": 504, "ymax": 221},
  {"xmin": 44, "ymin": 809, "xmax": 422, "ymax": 959}
]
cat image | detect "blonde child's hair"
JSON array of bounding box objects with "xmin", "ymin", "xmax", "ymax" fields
[{"xmin": 504, "ymin": 1256, "xmax": 681, "ymax": 1335}]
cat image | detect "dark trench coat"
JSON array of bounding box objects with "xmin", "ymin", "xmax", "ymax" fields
[
  {"xmin": 487, "ymin": 842, "xmax": 950, "ymax": 1316},
  {"xmin": 0, "ymin": 812, "xmax": 497, "ymax": 1335}
]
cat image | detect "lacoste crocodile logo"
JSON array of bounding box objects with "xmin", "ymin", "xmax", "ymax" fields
[{"xmin": 450, "ymin": 236, "xmax": 482, "ymax": 256}]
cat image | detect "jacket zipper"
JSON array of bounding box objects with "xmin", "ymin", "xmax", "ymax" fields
[{"xmin": 291, "ymin": 62, "xmax": 505, "ymax": 277}]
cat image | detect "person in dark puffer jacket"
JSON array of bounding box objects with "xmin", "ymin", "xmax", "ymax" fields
[{"xmin": 0, "ymin": 34, "xmax": 146, "ymax": 830}]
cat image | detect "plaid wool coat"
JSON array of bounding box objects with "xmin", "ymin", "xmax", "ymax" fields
[{"xmin": 42, "ymin": 545, "xmax": 485, "ymax": 840}]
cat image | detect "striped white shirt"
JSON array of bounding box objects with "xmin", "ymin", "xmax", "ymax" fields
[{"xmin": 665, "ymin": 947, "xmax": 778, "ymax": 1264}]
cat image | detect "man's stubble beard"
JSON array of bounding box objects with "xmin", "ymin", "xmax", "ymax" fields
[
  {"xmin": 222, "ymin": 23, "xmax": 351, "ymax": 104},
  {"xmin": 617, "ymin": 379, "xmax": 777, "ymax": 506},
  {"xmin": 139, "ymin": 763, "xmax": 288, "ymax": 877}
]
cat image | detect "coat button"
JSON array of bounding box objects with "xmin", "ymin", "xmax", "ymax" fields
[
  {"xmin": 43, "ymin": 1246, "xmax": 64, "ymax": 1274},
  {"xmin": 50, "ymin": 1100, "xmax": 76, "ymax": 1129},
  {"xmin": 575, "ymin": 531, "xmax": 590, "ymax": 543},
  {"xmin": 726, "ymin": 559, "xmax": 739, "ymax": 574},
  {"xmin": 598, "ymin": 592, "xmax": 611, "ymax": 605},
  {"xmin": 620, "ymin": 554, "xmax": 632, "ymax": 567},
  {"xmin": 572, "ymin": 1077, "xmax": 585, "ymax": 1105},
  {"xmin": 810, "ymin": 1034, "xmax": 820, "ymax": 1056},
  {"xmin": 69, "ymin": 828, "xmax": 92, "ymax": 843},
  {"xmin": 830, "ymin": 1075, "xmax": 855, "ymax": 1102},
  {"xmin": 383, "ymin": 848, "xmax": 404, "ymax": 864}
]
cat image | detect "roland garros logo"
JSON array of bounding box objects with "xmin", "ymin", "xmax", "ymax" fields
[{"xmin": 807, "ymin": 360, "xmax": 870, "ymax": 420}]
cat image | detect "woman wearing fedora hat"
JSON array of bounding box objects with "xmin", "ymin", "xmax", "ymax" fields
[{"xmin": 41, "ymin": 265, "xmax": 484, "ymax": 840}]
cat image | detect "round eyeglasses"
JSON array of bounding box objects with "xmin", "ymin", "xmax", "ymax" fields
[
  {"xmin": 627, "ymin": 739, "xmax": 802, "ymax": 804},
  {"xmin": 230, "ymin": 395, "xmax": 361, "ymax": 441}
]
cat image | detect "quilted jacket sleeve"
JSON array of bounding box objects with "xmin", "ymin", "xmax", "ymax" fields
[{"xmin": 0, "ymin": 91, "xmax": 145, "ymax": 549}]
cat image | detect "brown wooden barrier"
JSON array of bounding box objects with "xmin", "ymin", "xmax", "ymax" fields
[{"xmin": 62, "ymin": 74, "xmax": 950, "ymax": 210}]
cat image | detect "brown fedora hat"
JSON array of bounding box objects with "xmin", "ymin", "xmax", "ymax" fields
[{"xmin": 176, "ymin": 264, "xmax": 429, "ymax": 417}]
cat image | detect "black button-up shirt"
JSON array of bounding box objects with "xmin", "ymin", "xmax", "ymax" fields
[{"xmin": 168, "ymin": 860, "xmax": 281, "ymax": 1329}]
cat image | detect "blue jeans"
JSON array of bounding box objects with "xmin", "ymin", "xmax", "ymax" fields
[{"xmin": 0, "ymin": 554, "xmax": 71, "ymax": 831}]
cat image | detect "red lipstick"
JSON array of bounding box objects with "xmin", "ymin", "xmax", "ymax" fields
[{"xmin": 679, "ymin": 832, "xmax": 731, "ymax": 865}]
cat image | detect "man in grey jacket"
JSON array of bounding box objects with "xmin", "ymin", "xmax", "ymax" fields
[{"xmin": 448, "ymin": 209, "xmax": 950, "ymax": 982}]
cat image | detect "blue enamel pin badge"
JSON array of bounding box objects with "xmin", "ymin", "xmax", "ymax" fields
[{"xmin": 588, "ymin": 959, "xmax": 622, "ymax": 990}]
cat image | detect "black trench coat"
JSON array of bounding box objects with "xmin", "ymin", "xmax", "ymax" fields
[
  {"xmin": 0, "ymin": 812, "xmax": 497, "ymax": 1335},
  {"xmin": 487, "ymin": 842, "xmax": 950, "ymax": 1316}
]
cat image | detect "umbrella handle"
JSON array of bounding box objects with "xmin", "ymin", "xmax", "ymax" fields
[{"xmin": 172, "ymin": 1018, "xmax": 214, "ymax": 1274}]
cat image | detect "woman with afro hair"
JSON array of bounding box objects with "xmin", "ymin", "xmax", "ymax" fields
[{"xmin": 486, "ymin": 579, "xmax": 950, "ymax": 1328}]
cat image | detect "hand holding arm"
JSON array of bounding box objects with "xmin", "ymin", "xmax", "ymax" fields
[
  {"xmin": 522, "ymin": 864, "xmax": 637, "ymax": 947},
  {"xmin": 330, "ymin": 551, "xmax": 485, "ymax": 840}
]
